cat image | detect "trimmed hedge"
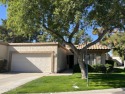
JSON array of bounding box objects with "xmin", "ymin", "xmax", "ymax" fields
[
  {"xmin": 92, "ymin": 64, "xmax": 106, "ymax": 73},
  {"xmin": 73, "ymin": 63, "xmax": 113, "ymax": 73},
  {"xmin": 0, "ymin": 59, "xmax": 7, "ymax": 72}
]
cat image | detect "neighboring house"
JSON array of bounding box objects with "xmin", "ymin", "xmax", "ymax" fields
[
  {"xmin": 0, "ymin": 42, "xmax": 110, "ymax": 73},
  {"xmin": 112, "ymin": 56, "xmax": 122, "ymax": 66},
  {"xmin": 110, "ymin": 49, "xmax": 123, "ymax": 66}
]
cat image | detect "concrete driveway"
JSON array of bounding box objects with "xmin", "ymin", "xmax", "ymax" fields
[{"xmin": 0, "ymin": 73, "xmax": 48, "ymax": 94}]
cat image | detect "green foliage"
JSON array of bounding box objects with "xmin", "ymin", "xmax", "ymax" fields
[
  {"xmin": 1, "ymin": 0, "xmax": 93, "ymax": 42},
  {"xmin": 101, "ymin": 32, "xmax": 125, "ymax": 60},
  {"xmin": 0, "ymin": 19, "xmax": 58, "ymax": 43},
  {"xmin": 92, "ymin": 64, "xmax": 106, "ymax": 73},
  {"xmin": 1, "ymin": 0, "xmax": 124, "ymax": 44},
  {"xmin": 0, "ymin": 20, "xmax": 30, "ymax": 42},
  {"xmin": 73, "ymin": 63, "xmax": 114, "ymax": 73},
  {"xmin": 105, "ymin": 60, "xmax": 114, "ymax": 67},
  {"xmin": 0, "ymin": 0, "xmax": 7, "ymax": 4},
  {"xmin": 37, "ymin": 32, "xmax": 60, "ymax": 42},
  {"xmin": 73, "ymin": 64, "xmax": 94, "ymax": 73},
  {"xmin": 105, "ymin": 64, "xmax": 113, "ymax": 73},
  {"xmin": 88, "ymin": 0, "xmax": 125, "ymax": 29},
  {"xmin": 113, "ymin": 68, "xmax": 125, "ymax": 73},
  {"xmin": 1, "ymin": 0, "xmax": 125, "ymax": 43},
  {"xmin": 73, "ymin": 30, "xmax": 92, "ymax": 44}
]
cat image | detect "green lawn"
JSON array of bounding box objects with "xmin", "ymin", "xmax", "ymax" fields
[{"xmin": 5, "ymin": 69, "xmax": 125, "ymax": 94}]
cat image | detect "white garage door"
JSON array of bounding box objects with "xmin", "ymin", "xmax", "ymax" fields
[{"xmin": 11, "ymin": 53, "xmax": 52, "ymax": 73}]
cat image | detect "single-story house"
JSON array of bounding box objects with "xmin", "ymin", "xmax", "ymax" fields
[{"xmin": 0, "ymin": 42, "xmax": 110, "ymax": 73}]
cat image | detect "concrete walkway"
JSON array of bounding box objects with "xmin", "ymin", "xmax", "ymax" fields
[
  {"xmin": 0, "ymin": 73, "xmax": 48, "ymax": 94},
  {"xmin": 54, "ymin": 88, "xmax": 125, "ymax": 94}
]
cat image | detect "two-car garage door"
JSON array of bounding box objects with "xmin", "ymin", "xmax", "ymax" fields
[{"xmin": 11, "ymin": 53, "xmax": 52, "ymax": 73}]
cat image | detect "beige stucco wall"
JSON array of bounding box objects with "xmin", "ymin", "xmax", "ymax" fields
[
  {"xmin": 57, "ymin": 47, "xmax": 69, "ymax": 72},
  {"xmin": 8, "ymin": 44, "xmax": 58, "ymax": 73},
  {"xmin": 0, "ymin": 43, "xmax": 8, "ymax": 59}
]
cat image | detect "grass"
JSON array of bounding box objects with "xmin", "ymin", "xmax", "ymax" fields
[{"xmin": 5, "ymin": 68, "xmax": 125, "ymax": 94}]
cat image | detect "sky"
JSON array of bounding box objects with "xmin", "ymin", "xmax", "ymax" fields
[
  {"xmin": 0, "ymin": 5, "xmax": 98, "ymax": 41},
  {"xmin": 0, "ymin": 5, "xmax": 7, "ymax": 25}
]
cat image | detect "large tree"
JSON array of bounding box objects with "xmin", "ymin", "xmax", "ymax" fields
[
  {"xmin": 0, "ymin": 19, "xmax": 58, "ymax": 42},
  {"xmin": 0, "ymin": 20, "xmax": 30, "ymax": 42},
  {"xmin": 1, "ymin": 0, "xmax": 125, "ymax": 79}
]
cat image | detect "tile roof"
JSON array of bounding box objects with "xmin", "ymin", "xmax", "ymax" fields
[{"xmin": 76, "ymin": 43, "xmax": 110, "ymax": 50}]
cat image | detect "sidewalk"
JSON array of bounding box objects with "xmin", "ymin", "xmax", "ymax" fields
[{"xmin": 54, "ymin": 88, "xmax": 125, "ymax": 94}]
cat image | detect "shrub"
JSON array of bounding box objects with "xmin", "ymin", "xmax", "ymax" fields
[
  {"xmin": 105, "ymin": 64, "xmax": 113, "ymax": 73},
  {"xmin": 73, "ymin": 63, "xmax": 114, "ymax": 73},
  {"xmin": 73, "ymin": 64, "xmax": 94, "ymax": 73},
  {"xmin": 113, "ymin": 68, "xmax": 125, "ymax": 73},
  {"xmin": 87, "ymin": 64, "xmax": 94, "ymax": 72},
  {"xmin": 105, "ymin": 60, "xmax": 114, "ymax": 67},
  {"xmin": 92, "ymin": 64, "xmax": 106, "ymax": 73}
]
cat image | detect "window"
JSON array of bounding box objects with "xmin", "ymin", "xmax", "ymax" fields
[{"xmin": 96, "ymin": 54, "xmax": 101, "ymax": 64}]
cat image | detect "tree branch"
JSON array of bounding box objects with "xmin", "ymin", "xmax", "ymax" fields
[
  {"xmin": 42, "ymin": 25, "xmax": 65, "ymax": 42},
  {"xmin": 42, "ymin": 25, "xmax": 79, "ymax": 56},
  {"xmin": 64, "ymin": 41, "xmax": 79, "ymax": 56},
  {"xmin": 81, "ymin": 28, "xmax": 113, "ymax": 52},
  {"xmin": 68, "ymin": 23, "xmax": 79, "ymax": 42}
]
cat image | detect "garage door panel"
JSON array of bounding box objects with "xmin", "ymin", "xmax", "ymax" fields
[{"xmin": 11, "ymin": 53, "xmax": 51, "ymax": 73}]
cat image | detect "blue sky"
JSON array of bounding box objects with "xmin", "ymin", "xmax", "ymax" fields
[{"xmin": 0, "ymin": 5, "xmax": 7, "ymax": 25}]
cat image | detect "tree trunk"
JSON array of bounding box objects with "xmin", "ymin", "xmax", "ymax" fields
[{"xmin": 77, "ymin": 53, "xmax": 87, "ymax": 79}]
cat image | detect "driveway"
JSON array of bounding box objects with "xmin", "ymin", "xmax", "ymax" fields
[{"xmin": 0, "ymin": 73, "xmax": 48, "ymax": 94}]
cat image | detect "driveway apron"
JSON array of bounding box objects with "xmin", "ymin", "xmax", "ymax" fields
[{"xmin": 0, "ymin": 73, "xmax": 48, "ymax": 94}]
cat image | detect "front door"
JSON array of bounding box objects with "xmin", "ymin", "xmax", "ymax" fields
[{"xmin": 67, "ymin": 55, "xmax": 74, "ymax": 69}]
